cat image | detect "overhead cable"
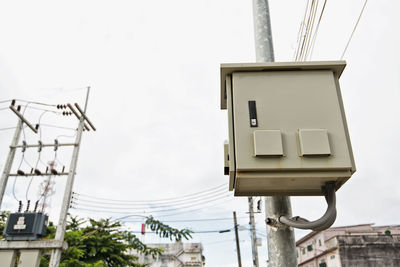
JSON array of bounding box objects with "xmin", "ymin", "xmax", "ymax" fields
[
  {"xmin": 134, "ymin": 196, "xmax": 236, "ymax": 218},
  {"xmin": 75, "ymin": 182, "xmax": 228, "ymax": 203},
  {"xmin": 72, "ymin": 194, "xmax": 233, "ymax": 213},
  {"xmin": 72, "ymin": 196, "xmax": 236, "ymax": 218},
  {"xmin": 127, "ymin": 228, "xmax": 234, "ymax": 234},
  {"xmin": 73, "ymin": 186, "xmax": 228, "ymax": 207},
  {"xmin": 12, "ymin": 155, "xmax": 25, "ymax": 202},
  {"xmin": 295, "ymin": 0, "xmax": 327, "ymax": 61},
  {"xmin": 297, "ymin": 0, "xmax": 316, "ymax": 61},
  {"xmin": 294, "ymin": 0, "xmax": 311, "ymax": 61},
  {"xmin": 121, "ymin": 216, "xmax": 248, "ymax": 223},
  {"xmin": 25, "ymin": 110, "xmax": 49, "ymax": 201},
  {"xmin": 12, "ymin": 99, "xmax": 56, "ymax": 107},
  {"xmin": 40, "ymin": 123, "xmax": 77, "ymax": 131},
  {"xmin": 340, "ymin": 0, "xmax": 368, "ymax": 59},
  {"xmin": 205, "ymin": 239, "xmax": 236, "ymax": 245},
  {"xmin": 24, "ymin": 106, "xmax": 62, "ymax": 115},
  {"xmin": 74, "ymin": 184, "xmax": 227, "ymax": 203},
  {"xmin": 0, "ymin": 127, "xmax": 17, "ymax": 131},
  {"xmin": 308, "ymin": 0, "xmax": 328, "ymax": 60},
  {"xmin": 302, "ymin": 0, "xmax": 319, "ymax": 60}
]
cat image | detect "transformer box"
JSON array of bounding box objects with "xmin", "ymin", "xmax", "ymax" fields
[{"xmin": 4, "ymin": 212, "xmax": 48, "ymax": 241}]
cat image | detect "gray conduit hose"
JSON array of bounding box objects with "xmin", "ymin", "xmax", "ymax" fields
[
  {"xmin": 288, "ymin": 209, "xmax": 337, "ymax": 232},
  {"xmin": 278, "ymin": 182, "xmax": 337, "ymax": 231}
]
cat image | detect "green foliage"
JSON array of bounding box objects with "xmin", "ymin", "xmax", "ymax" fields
[
  {"xmin": 146, "ymin": 216, "xmax": 193, "ymax": 241},
  {"xmin": 40, "ymin": 217, "xmax": 150, "ymax": 266},
  {"xmin": 0, "ymin": 211, "xmax": 10, "ymax": 239},
  {"xmin": 46, "ymin": 216, "xmax": 190, "ymax": 266},
  {"xmin": 0, "ymin": 212, "xmax": 192, "ymax": 266}
]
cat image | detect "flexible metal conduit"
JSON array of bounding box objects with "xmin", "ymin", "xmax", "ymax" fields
[{"xmin": 278, "ymin": 182, "xmax": 337, "ymax": 231}]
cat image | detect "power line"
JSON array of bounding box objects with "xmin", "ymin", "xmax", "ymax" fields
[
  {"xmin": 73, "ymin": 192, "xmax": 234, "ymax": 212},
  {"xmin": 76, "ymin": 182, "xmax": 228, "ymax": 203},
  {"xmin": 204, "ymin": 239, "xmax": 236, "ymax": 245},
  {"xmin": 40, "ymin": 123, "xmax": 77, "ymax": 131},
  {"xmin": 74, "ymin": 184, "xmax": 228, "ymax": 204},
  {"xmin": 297, "ymin": 0, "xmax": 317, "ymax": 61},
  {"xmin": 25, "ymin": 106, "xmax": 62, "ymax": 115},
  {"xmin": 72, "ymin": 194, "xmax": 233, "ymax": 213},
  {"xmin": 1, "ymin": 100, "xmax": 67, "ymax": 114},
  {"xmin": 340, "ymin": 0, "xmax": 368, "ymax": 59},
  {"xmin": 26, "ymin": 110, "xmax": 49, "ymax": 202},
  {"xmin": 121, "ymin": 216, "xmax": 248, "ymax": 223},
  {"xmin": 146, "ymin": 197, "xmax": 238, "ymax": 218},
  {"xmin": 0, "ymin": 99, "xmax": 57, "ymax": 109},
  {"xmin": 12, "ymin": 99, "xmax": 56, "ymax": 107},
  {"xmin": 125, "ymin": 228, "xmax": 234, "ymax": 234},
  {"xmin": 12, "ymin": 152, "xmax": 25, "ymax": 202},
  {"xmin": 191, "ymin": 229, "xmax": 234, "ymax": 234},
  {"xmin": 0, "ymin": 127, "xmax": 17, "ymax": 131},
  {"xmin": 56, "ymin": 133, "xmax": 77, "ymax": 139},
  {"xmin": 21, "ymin": 102, "xmax": 31, "ymax": 151},
  {"xmin": 73, "ymin": 192, "xmax": 233, "ymax": 210},
  {"xmin": 295, "ymin": 0, "xmax": 330, "ymax": 61},
  {"xmin": 308, "ymin": 0, "xmax": 327, "ymax": 60},
  {"xmin": 73, "ymin": 194, "xmax": 233, "ymax": 214},
  {"xmin": 72, "ymin": 196, "xmax": 236, "ymax": 218},
  {"xmin": 294, "ymin": 0, "xmax": 311, "ymax": 61},
  {"xmin": 75, "ymin": 182, "xmax": 228, "ymax": 203},
  {"xmin": 73, "ymin": 186, "xmax": 229, "ymax": 207},
  {"xmin": 303, "ymin": 0, "xmax": 320, "ymax": 60}
]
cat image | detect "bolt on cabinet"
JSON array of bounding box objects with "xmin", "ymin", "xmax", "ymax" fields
[{"xmin": 221, "ymin": 61, "xmax": 356, "ymax": 196}]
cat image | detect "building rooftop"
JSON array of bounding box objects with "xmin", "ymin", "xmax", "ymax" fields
[{"xmin": 296, "ymin": 223, "xmax": 400, "ymax": 245}]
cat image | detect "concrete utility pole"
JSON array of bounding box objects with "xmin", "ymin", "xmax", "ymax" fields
[
  {"xmin": 0, "ymin": 120, "xmax": 23, "ymax": 209},
  {"xmin": 248, "ymin": 197, "xmax": 259, "ymax": 267},
  {"xmin": 252, "ymin": 1, "xmax": 298, "ymax": 266},
  {"xmin": 49, "ymin": 87, "xmax": 91, "ymax": 267},
  {"xmin": 233, "ymin": 211, "xmax": 242, "ymax": 267}
]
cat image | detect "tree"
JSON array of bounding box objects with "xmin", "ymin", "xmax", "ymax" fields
[
  {"xmin": 0, "ymin": 211, "xmax": 9, "ymax": 237},
  {"xmin": 0, "ymin": 212, "xmax": 192, "ymax": 267}
]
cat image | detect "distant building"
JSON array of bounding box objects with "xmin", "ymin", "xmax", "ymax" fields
[
  {"xmin": 296, "ymin": 223, "xmax": 400, "ymax": 267},
  {"xmin": 132, "ymin": 242, "xmax": 204, "ymax": 267}
]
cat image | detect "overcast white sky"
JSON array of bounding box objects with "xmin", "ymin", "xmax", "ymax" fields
[{"xmin": 1, "ymin": 0, "xmax": 399, "ymax": 266}]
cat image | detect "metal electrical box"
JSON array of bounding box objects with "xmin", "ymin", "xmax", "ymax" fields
[
  {"xmin": 221, "ymin": 61, "xmax": 356, "ymax": 196},
  {"xmin": 4, "ymin": 212, "xmax": 48, "ymax": 241}
]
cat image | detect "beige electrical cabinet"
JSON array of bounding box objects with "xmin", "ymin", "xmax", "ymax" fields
[{"xmin": 221, "ymin": 61, "xmax": 356, "ymax": 196}]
